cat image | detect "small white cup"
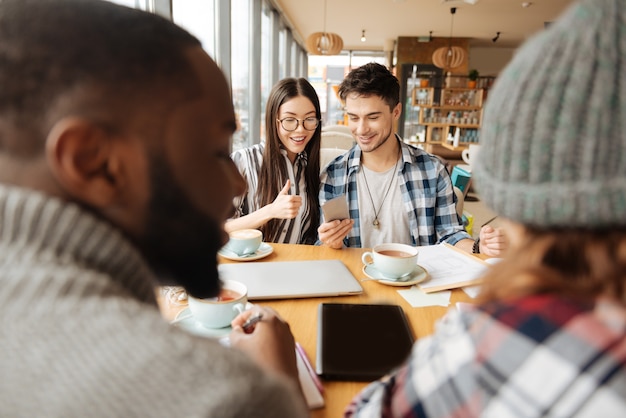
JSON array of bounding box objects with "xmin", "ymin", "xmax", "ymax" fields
[
  {"xmin": 225, "ymin": 229, "xmax": 263, "ymax": 256},
  {"xmin": 187, "ymin": 280, "xmax": 247, "ymax": 328},
  {"xmin": 362, "ymin": 243, "xmax": 419, "ymax": 279},
  {"xmin": 461, "ymin": 144, "xmax": 481, "ymax": 171}
]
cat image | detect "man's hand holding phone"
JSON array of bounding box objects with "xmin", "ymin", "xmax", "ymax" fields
[{"xmin": 319, "ymin": 196, "xmax": 353, "ymax": 249}]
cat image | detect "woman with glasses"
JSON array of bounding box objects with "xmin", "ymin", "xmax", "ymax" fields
[{"xmin": 226, "ymin": 78, "xmax": 322, "ymax": 244}]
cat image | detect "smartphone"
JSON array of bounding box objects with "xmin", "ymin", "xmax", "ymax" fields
[{"xmin": 321, "ymin": 195, "xmax": 350, "ymax": 222}]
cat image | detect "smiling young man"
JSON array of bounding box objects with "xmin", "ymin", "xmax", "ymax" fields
[
  {"xmin": 0, "ymin": 0, "xmax": 307, "ymax": 416},
  {"xmin": 318, "ymin": 62, "xmax": 505, "ymax": 255}
]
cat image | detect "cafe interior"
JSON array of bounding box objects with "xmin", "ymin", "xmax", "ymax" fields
[{"xmin": 113, "ymin": 0, "xmax": 584, "ymax": 416}]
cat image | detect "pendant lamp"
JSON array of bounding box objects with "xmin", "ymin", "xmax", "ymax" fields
[
  {"xmin": 432, "ymin": 7, "xmax": 467, "ymax": 71},
  {"xmin": 306, "ymin": 0, "xmax": 343, "ymax": 55}
]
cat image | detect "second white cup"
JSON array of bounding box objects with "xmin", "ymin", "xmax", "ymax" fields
[
  {"xmin": 224, "ymin": 229, "xmax": 263, "ymax": 256},
  {"xmin": 362, "ymin": 243, "xmax": 418, "ymax": 279},
  {"xmin": 187, "ymin": 280, "xmax": 248, "ymax": 328},
  {"xmin": 461, "ymin": 144, "xmax": 481, "ymax": 171}
]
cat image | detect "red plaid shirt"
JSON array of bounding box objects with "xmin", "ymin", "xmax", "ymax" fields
[{"xmin": 346, "ymin": 295, "xmax": 626, "ymax": 417}]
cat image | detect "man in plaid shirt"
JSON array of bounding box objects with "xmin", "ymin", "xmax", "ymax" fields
[
  {"xmin": 344, "ymin": 0, "xmax": 626, "ymax": 416},
  {"xmin": 317, "ymin": 63, "xmax": 505, "ymax": 255}
]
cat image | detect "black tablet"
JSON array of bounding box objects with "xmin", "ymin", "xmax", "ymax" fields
[{"xmin": 315, "ymin": 303, "xmax": 414, "ymax": 381}]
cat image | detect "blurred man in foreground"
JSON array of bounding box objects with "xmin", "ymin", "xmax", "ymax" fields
[{"xmin": 0, "ymin": 0, "xmax": 307, "ymax": 416}]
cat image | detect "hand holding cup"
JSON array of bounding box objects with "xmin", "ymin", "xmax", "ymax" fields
[{"xmin": 187, "ymin": 280, "xmax": 248, "ymax": 329}]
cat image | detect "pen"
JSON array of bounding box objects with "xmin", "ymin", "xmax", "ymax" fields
[
  {"xmin": 481, "ymin": 216, "xmax": 498, "ymax": 227},
  {"xmin": 241, "ymin": 312, "xmax": 263, "ymax": 333},
  {"xmin": 295, "ymin": 342, "xmax": 324, "ymax": 394}
]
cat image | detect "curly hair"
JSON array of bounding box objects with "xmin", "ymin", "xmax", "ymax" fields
[
  {"xmin": 0, "ymin": 0, "xmax": 201, "ymax": 158},
  {"xmin": 337, "ymin": 62, "xmax": 400, "ymax": 111}
]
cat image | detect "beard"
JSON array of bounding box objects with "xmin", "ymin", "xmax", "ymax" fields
[{"xmin": 135, "ymin": 153, "xmax": 223, "ymax": 299}]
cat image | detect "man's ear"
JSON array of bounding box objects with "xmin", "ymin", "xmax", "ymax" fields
[
  {"xmin": 45, "ymin": 117, "xmax": 123, "ymax": 208},
  {"xmin": 392, "ymin": 102, "xmax": 402, "ymax": 120}
]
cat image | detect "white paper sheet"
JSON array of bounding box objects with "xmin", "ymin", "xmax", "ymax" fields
[
  {"xmin": 462, "ymin": 284, "xmax": 482, "ymax": 298},
  {"xmin": 417, "ymin": 244, "xmax": 489, "ymax": 292},
  {"xmin": 397, "ymin": 286, "xmax": 451, "ymax": 307}
]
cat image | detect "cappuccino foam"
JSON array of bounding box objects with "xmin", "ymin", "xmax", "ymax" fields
[{"xmin": 230, "ymin": 229, "xmax": 262, "ymax": 239}]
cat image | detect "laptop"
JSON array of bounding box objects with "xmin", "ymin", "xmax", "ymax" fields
[{"xmin": 217, "ymin": 259, "xmax": 363, "ymax": 300}]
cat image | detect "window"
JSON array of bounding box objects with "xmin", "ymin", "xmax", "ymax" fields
[
  {"xmin": 230, "ymin": 0, "xmax": 250, "ymax": 151},
  {"xmin": 111, "ymin": 0, "xmax": 309, "ymax": 153},
  {"xmin": 278, "ymin": 27, "xmax": 287, "ymax": 80},
  {"xmin": 172, "ymin": 0, "xmax": 215, "ymax": 57},
  {"xmin": 106, "ymin": 0, "xmax": 141, "ymax": 8},
  {"xmin": 260, "ymin": 4, "xmax": 274, "ymax": 145},
  {"xmin": 308, "ymin": 51, "xmax": 386, "ymax": 127}
]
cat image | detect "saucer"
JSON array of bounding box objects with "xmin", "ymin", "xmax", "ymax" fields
[
  {"xmin": 218, "ymin": 242, "xmax": 273, "ymax": 261},
  {"xmin": 362, "ymin": 264, "xmax": 429, "ymax": 287},
  {"xmin": 171, "ymin": 303, "xmax": 253, "ymax": 339}
]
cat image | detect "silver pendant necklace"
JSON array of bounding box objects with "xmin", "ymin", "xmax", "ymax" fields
[{"xmin": 361, "ymin": 157, "xmax": 400, "ymax": 228}]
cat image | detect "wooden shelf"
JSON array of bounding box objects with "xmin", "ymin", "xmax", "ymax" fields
[
  {"xmin": 411, "ymin": 87, "xmax": 434, "ymax": 106},
  {"xmin": 428, "ymin": 106, "xmax": 482, "ymax": 111},
  {"xmin": 441, "ymin": 88, "xmax": 483, "ymax": 108},
  {"xmin": 440, "ymin": 142, "xmax": 468, "ymax": 151},
  {"xmin": 410, "ymin": 87, "xmax": 484, "ymax": 152},
  {"xmin": 421, "ymin": 122, "xmax": 480, "ymax": 129},
  {"xmin": 407, "ymin": 87, "xmax": 484, "ymax": 154}
]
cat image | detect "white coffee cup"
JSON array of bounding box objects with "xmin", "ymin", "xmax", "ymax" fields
[
  {"xmin": 362, "ymin": 243, "xmax": 419, "ymax": 279},
  {"xmin": 461, "ymin": 144, "xmax": 481, "ymax": 171},
  {"xmin": 187, "ymin": 280, "xmax": 248, "ymax": 328},
  {"xmin": 224, "ymin": 229, "xmax": 263, "ymax": 256}
]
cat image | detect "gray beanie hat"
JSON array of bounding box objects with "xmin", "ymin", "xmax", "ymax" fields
[{"xmin": 473, "ymin": 0, "xmax": 626, "ymax": 228}]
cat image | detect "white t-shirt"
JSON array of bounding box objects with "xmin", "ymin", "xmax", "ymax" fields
[{"xmin": 357, "ymin": 164, "xmax": 411, "ymax": 248}]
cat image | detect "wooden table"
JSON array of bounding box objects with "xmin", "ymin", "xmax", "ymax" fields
[{"xmin": 159, "ymin": 243, "xmax": 474, "ymax": 417}]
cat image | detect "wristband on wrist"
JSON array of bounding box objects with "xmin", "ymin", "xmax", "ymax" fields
[{"xmin": 472, "ymin": 238, "xmax": 480, "ymax": 254}]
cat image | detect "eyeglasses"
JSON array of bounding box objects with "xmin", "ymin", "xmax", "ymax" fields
[{"xmin": 277, "ymin": 117, "xmax": 320, "ymax": 132}]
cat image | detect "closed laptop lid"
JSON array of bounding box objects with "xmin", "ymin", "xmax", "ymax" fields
[{"xmin": 217, "ymin": 259, "xmax": 363, "ymax": 300}]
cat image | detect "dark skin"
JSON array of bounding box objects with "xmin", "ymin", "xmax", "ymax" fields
[{"xmin": 0, "ymin": 47, "xmax": 301, "ymax": 392}]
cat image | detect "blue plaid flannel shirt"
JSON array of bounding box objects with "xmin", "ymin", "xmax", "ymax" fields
[{"xmin": 319, "ymin": 137, "xmax": 469, "ymax": 248}]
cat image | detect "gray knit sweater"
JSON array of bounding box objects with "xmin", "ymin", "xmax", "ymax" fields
[{"xmin": 0, "ymin": 184, "xmax": 308, "ymax": 417}]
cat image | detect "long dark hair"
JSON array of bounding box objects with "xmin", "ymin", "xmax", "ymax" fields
[{"xmin": 258, "ymin": 78, "xmax": 321, "ymax": 244}]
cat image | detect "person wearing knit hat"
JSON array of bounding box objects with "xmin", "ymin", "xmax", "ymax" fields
[
  {"xmin": 345, "ymin": 0, "xmax": 626, "ymax": 416},
  {"xmin": 473, "ymin": 2, "xmax": 626, "ymax": 228}
]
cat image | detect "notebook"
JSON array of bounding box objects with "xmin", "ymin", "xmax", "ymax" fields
[
  {"xmin": 217, "ymin": 259, "xmax": 363, "ymax": 300},
  {"xmin": 417, "ymin": 243, "xmax": 489, "ymax": 293},
  {"xmin": 295, "ymin": 343, "xmax": 325, "ymax": 409},
  {"xmin": 315, "ymin": 303, "xmax": 414, "ymax": 381}
]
